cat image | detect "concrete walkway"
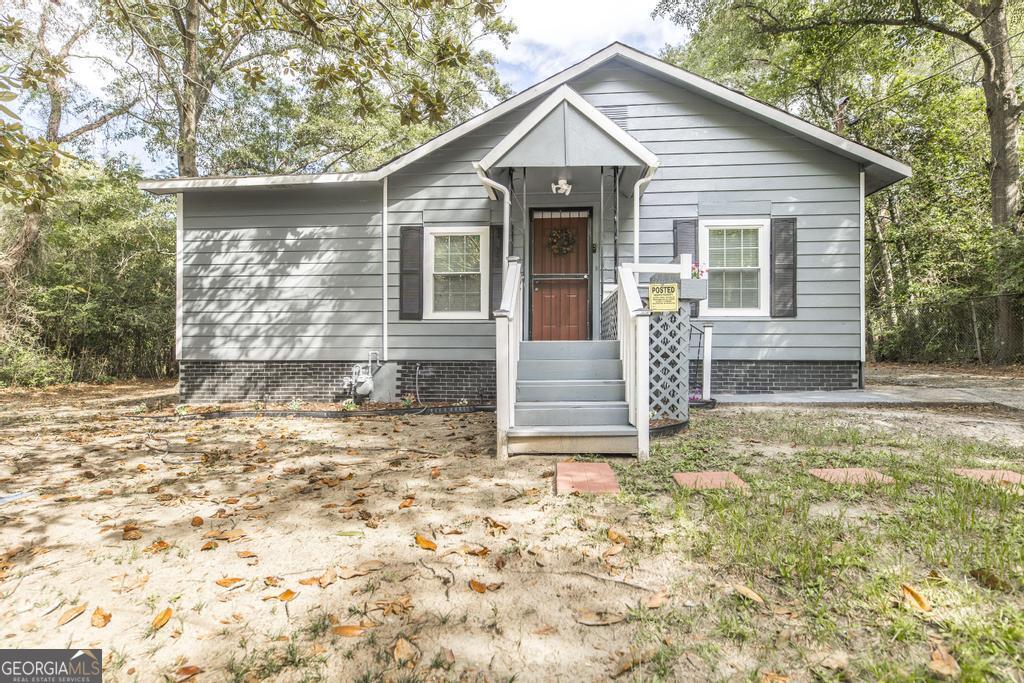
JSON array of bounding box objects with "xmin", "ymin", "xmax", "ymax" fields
[{"xmin": 715, "ymin": 384, "xmax": 1024, "ymax": 410}]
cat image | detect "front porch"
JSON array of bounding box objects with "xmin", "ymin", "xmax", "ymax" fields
[{"xmin": 473, "ymin": 84, "xmax": 708, "ymax": 459}]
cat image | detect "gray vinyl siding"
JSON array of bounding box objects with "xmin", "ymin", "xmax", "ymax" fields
[
  {"xmin": 180, "ymin": 184, "xmax": 383, "ymax": 361},
  {"xmin": 567, "ymin": 60, "xmax": 862, "ymax": 362},
  {"xmin": 181, "ymin": 56, "xmax": 863, "ymax": 365}
]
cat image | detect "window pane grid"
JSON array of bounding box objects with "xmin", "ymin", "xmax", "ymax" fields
[
  {"xmin": 430, "ymin": 232, "xmax": 484, "ymax": 315},
  {"xmin": 707, "ymin": 226, "xmax": 760, "ymax": 310}
]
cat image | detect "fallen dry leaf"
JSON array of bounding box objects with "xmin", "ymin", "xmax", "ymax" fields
[
  {"xmin": 145, "ymin": 540, "xmax": 171, "ymax": 553},
  {"xmin": 969, "ymin": 567, "xmax": 1012, "ymax": 592},
  {"xmin": 319, "ymin": 568, "xmax": 337, "ymax": 588},
  {"xmin": 399, "ymin": 497, "xmax": 415, "ymax": 509},
  {"xmin": 90, "ymin": 607, "xmax": 111, "ymax": 628},
  {"xmin": 375, "ymin": 594, "xmax": 413, "ymax": 616},
  {"xmin": 469, "ymin": 579, "xmax": 487, "ymax": 594},
  {"xmin": 332, "ymin": 624, "xmax": 368, "ymax": 637},
  {"xmin": 392, "ymin": 635, "xmax": 421, "ymax": 667},
  {"xmin": 612, "ymin": 646, "xmax": 659, "ymax": 678},
  {"xmin": 274, "ymin": 589, "xmax": 297, "ymax": 602},
  {"xmin": 122, "ymin": 525, "xmax": 142, "ymax": 541},
  {"xmin": 733, "ymin": 584, "xmax": 765, "ymax": 605},
  {"xmin": 641, "ymin": 591, "xmax": 670, "ymax": 609},
  {"xmin": 215, "ymin": 577, "xmax": 243, "ymax": 588},
  {"xmin": 603, "ymin": 543, "xmax": 625, "ymax": 559},
  {"xmin": 901, "ymin": 583, "xmax": 931, "ymax": 612},
  {"xmin": 175, "ymin": 665, "xmax": 203, "ymax": 682},
  {"xmin": 430, "ymin": 467, "xmax": 441, "ymax": 479},
  {"xmin": 607, "ymin": 528, "xmax": 629, "ymax": 545},
  {"xmin": 760, "ymin": 673, "xmax": 790, "ymax": 683},
  {"xmin": 927, "ymin": 643, "xmax": 961, "ymax": 679},
  {"xmin": 58, "ymin": 604, "xmax": 87, "ymax": 626},
  {"xmin": 190, "ymin": 516, "xmax": 203, "ymax": 527},
  {"xmin": 575, "ymin": 609, "xmax": 625, "ymax": 626},
  {"xmin": 483, "ymin": 517, "xmax": 509, "ymax": 535},
  {"xmin": 237, "ymin": 550, "xmax": 256, "ymax": 559},
  {"xmin": 200, "ymin": 541, "xmax": 218, "ymax": 551},
  {"xmin": 415, "ymin": 534, "xmax": 437, "ymax": 551},
  {"xmin": 152, "ymin": 607, "xmax": 172, "ymax": 631}
]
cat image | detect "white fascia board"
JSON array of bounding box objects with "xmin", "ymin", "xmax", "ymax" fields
[
  {"xmin": 611, "ymin": 46, "xmax": 912, "ymax": 180},
  {"xmin": 477, "ymin": 85, "xmax": 658, "ymax": 172},
  {"xmin": 139, "ymin": 171, "xmax": 381, "ymax": 194},
  {"xmin": 140, "ymin": 42, "xmax": 909, "ymax": 194}
]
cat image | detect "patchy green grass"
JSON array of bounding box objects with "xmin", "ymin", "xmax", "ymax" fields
[{"xmin": 612, "ymin": 408, "xmax": 1024, "ymax": 681}]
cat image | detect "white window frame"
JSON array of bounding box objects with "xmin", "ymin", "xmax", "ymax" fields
[
  {"xmin": 698, "ymin": 217, "xmax": 771, "ymax": 318},
  {"xmin": 423, "ymin": 225, "xmax": 490, "ymax": 320}
]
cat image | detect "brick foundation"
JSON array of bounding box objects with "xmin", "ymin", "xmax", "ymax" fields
[
  {"xmin": 396, "ymin": 361, "xmax": 496, "ymax": 402},
  {"xmin": 689, "ymin": 360, "xmax": 861, "ymax": 394},
  {"xmin": 179, "ymin": 360, "xmax": 361, "ymax": 403}
]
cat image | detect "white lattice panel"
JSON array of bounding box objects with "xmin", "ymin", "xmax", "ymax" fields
[{"xmin": 649, "ymin": 310, "xmax": 690, "ymax": 420}]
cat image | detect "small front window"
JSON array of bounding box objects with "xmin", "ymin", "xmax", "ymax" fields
[
  {"xmin": 699, "ymin": 219, "xmax": 769, "ymax": 316},
  {"xmin": 424, "ymin": 227, "xmax": 489, "ymax": 319}
]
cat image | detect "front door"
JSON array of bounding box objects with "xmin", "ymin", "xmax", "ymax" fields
[{"xmin": 530, "ymin": 209, "xmax": 590, "ymax": 340}]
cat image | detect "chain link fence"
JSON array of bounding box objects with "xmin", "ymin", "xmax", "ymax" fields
[{"xmin": 868, "ymin": 295, "xmax": 1024, "ymax": 364}]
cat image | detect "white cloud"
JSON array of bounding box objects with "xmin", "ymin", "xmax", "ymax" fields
[{"xmin": 484, "ymin": 0, "xmax": 690, "ymax": 93}]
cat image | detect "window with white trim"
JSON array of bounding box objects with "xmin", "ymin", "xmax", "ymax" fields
[
  {"xmin": 699, "ymin": 218, "xmax": 770, "ymax": 317},
  {"xmin": 424, "ymin": 226, "xmax": 489, "ymax": 319}
]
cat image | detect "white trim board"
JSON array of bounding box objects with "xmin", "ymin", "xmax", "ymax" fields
[
  {"xmin": 477, "ymin": 85, "xmax": 658, "ymax": 172},
  {"xmin": 140, "ymin": 43, "xmax": 910, "ymax": 195}
]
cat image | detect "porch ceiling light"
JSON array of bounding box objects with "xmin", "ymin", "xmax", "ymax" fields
[{"xmin": 551, "ymin": 178, "xmax": 572, "ymax": 196}]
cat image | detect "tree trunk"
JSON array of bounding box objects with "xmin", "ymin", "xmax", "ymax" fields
[
  {"xmin": 977, "ymin": 1, "xmax": 1023, "ymax": 363},
  {"xmin": 177, "ymin": 0, "xmax": 201, "ymax": 177}
]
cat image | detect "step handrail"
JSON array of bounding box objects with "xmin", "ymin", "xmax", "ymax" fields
[
  {"xmin": 616, "ymin": 266, "xmax": 651, "ymax": 460},
  {"xmin": 494, "ymin": 256, "xmax": 523, "ymax": 460}
]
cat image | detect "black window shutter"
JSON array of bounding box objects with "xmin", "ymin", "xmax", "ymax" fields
[
  {"xmin": 673, "ymin": 218, "xmax": 699, "ymax": 317},
  {"xmin": 489, "ymin": 225, "xmax": 503, "ymax": 319},
  {"xmin": 399, "ymin": 225, "xmax": 423, "ymax": 320},
  {"xmin": 771, "ymin": 217, "xmax": 798, "ymax": 317}
]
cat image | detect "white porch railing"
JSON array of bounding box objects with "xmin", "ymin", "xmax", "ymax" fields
[
  {"xmin": 616, "ymin": 266, "xmax": 651, "ymax": 460},
  {"xmin": 494, "ymin": 256, "xmax": 523, "ymax": 460}
]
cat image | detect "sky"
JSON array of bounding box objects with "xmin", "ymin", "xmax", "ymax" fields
[
  {"xmin": 28, "ymin": 0, "xmax": 690, "ymax": 175},
  {"xmin": 486, "ymin": 0, "xmax": 689, "ymax": 94}
]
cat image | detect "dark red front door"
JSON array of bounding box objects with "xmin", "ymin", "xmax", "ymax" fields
[{"xmin": 530, "ymin": 210, "xmax": 589, "ymax": 340}]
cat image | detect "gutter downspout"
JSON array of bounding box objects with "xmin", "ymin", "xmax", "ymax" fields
[
  {"xmin": 473, "ymin": 162, "xmax": 511, "ymax": 280},
  {"xmin": 381, "ymin": 176, "xmax": 389, "ymax": 361},
  {"xmin": 632, "ymin": 164, "xmax": 658, "ymax": 264}
]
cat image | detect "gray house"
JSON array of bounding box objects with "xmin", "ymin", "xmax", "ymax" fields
[{"xmin": 141, "ymin": 43, "xmax": 910, "ymax": 458}]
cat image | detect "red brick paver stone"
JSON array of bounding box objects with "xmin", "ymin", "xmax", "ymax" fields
[
  {"xmin": 555, "ymin": 462, "xmax": 620, "ymax": 495},
  {"xmin": 672, "ymin": 471, "xmax": 749, "ymax": 491},
  {"xmin": 953, "ymin": 468, "xmax": 1024, "ymax": 488},
  {"xmin": 808, "ymin": 468, "xmax": 894, "ymax": 485}
]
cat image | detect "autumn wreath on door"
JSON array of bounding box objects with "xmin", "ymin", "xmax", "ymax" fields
[{"xmin": 546, "ymin": 228, "xmax": 576, "ymax": 256}]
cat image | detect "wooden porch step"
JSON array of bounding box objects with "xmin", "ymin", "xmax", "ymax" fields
[
  {"xmin": 519, "ymin": 340, "xmax": 619, "ymax": 360},
  {"xmin": 514, "ymin": 400, "xmax": 629, "ymax": 426},
  {"xmin": 505, "ymin": 424, "xmax": 638, "ymax": 455},
  {"xmin": 518, "ymin": 359, "xmax": 622, "ymax": 381},
  {"xmin": 516, "ymin": 379, "xmax": 625, "ymax": 402}
]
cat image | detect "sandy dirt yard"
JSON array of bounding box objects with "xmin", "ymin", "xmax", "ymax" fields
[{"xmin": 1, "ymin": 382, "xmax": 1023, "ymax": 682}]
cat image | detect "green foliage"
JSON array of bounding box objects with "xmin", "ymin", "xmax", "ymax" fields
[
  {"xmin": 656, "ymin": 0, "xmax": 1022, "ymax": 360},
  {"xmin": 0, "ymin": 326, "xmax": 72, "ymax": 387},
  {"xmin": 4, "ymin": 158, "xmax": 176, "ymax": 383},
  {"xmin": 0, "ymin": 17, "xmax": 63, "ymax": 210}
]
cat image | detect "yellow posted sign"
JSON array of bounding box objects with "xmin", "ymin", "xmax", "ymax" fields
[{"xmin": 648, "ymin": 282, "xmax": 679, "ymax": 313}]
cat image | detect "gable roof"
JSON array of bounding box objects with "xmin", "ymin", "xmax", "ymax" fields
[
  {"xmin": 140, "ymin": 42, "xmax": 910, "ymax": 195},
  {"xmin": 478, "ymin": 85, "xmax": 658, "ymax": 171}
]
